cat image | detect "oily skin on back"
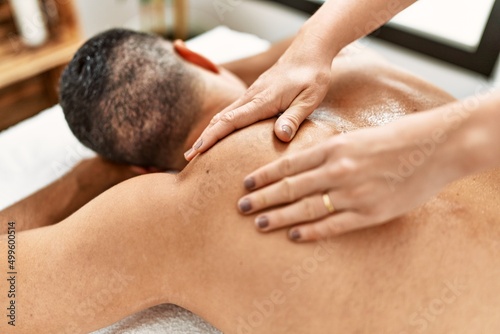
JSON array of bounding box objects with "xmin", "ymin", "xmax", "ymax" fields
[{"xmin": 174, "ymin": 56, "xmax": 500, "ymax": 333}]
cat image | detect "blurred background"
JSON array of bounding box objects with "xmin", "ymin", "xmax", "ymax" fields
[
  {"xmin": 0, "ymin": 0, "xmax": 499, "ymax": 132},
  {"xmin": 76, "ymin": 0, "xmax": 500, "ymax": 96}
]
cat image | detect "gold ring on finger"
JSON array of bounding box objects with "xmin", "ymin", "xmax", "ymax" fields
[{"xmin": 322, "ymin": 192, "xmax": 335, "ymax": 214}]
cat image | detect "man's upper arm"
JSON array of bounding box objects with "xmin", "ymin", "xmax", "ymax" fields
[{"xmin": 0, "ymin": 157, "xmax": 137, "ymax": 234}]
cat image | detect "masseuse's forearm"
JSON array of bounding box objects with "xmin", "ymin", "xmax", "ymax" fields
[
  {"xmin": 451, "ymin": 91, "xmax": 500, "ymax": 176},
  {"xmin": 301, "ymin": 0, "xmax": 416, "ymax": 60},
  {"xmin": 221, "ymin": 37, "xmax": 294, "ymax": 86},
  {"xmin": 421, "ymin": 90, "xmax": 500, "ymax": 185},
  {"xmin": 0, "ymin": 158, "xmax": 136, "ymax": 234}
]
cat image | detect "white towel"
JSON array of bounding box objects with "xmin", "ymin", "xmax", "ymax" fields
[{"xmin": 92, "ymin": 304, "xmax": 221, "ymax": 334}]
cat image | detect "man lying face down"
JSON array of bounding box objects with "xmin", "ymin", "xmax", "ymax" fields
[
  {"xmin": 0, "ymin": 29, "xmax": 290, "ymax": 235},
  {"xmin": 60, "ymin": 28, "xmax": 248, "ymax": 171},
  {"xmin": 4, "ymin": 28, "xmax": 500, "ymax": 334}
]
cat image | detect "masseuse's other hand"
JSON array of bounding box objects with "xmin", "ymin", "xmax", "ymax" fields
[
  {"xmin": 184, "ymin": 34, "xmax": 333, "ymax": 161},
  {"xmin": 238, "ymin": 110, "xmax": 464, "ymax": 242}
]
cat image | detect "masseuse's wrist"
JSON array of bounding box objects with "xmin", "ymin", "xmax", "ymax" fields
[
  {"xmin": 392, "ymin": 106, "xmax": 472, "ymax": 189},
  {"xmin": 297, "ymin": 21, "xmax": 339, "ymax": 63},
  {"xmin": 426, "ymin": 93, "xmax": 500, "ymax": 186}
]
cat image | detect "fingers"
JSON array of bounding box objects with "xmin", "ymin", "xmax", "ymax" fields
[
  {"xmin": 239, "ymin": 168, "xmax": 335, "ymax": 214},
  {"xmin": 185, "ymin": 83, "xmax": 327, "ymax": 160},
  {"xmin": 251, "ymin": 191, "xmax": 351, "ymax": 233},
  {"xmin": 288, "ymin": 211, "xmax": 367, "ymax": 242},
  {"xmin": 253, "ymin": 194, "xmax": 330, "ymax": 232},
  {"xmin": 246, "ymin": 188, "xmax": 372, "ymax": 242},
  {"xmin": 184, "ymin": 69, "xmax": 330, "ymax": 160},
  {"xmin": 244, "ymin": 145, "xmax": 327, "ymax": 191},
  {"xmin": 238, "ymin": 169, "xmax": 337, "ymax": 214},
  {"xmin": 184, "ymin": 92, "xmax": 278, "ymax": 161}
]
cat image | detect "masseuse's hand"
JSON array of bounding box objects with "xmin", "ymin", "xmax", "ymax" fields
[
  {"xmin": 184, "ymin": 33, "xmax": 334, "ymax": 161},
  {"xmin": 238, "ymin": 109, "xmax": 466, "ymax": 242}
]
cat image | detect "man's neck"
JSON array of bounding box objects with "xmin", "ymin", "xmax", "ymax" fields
[{"xmin": 183, "ymin": 74, "xmax": 244, "ymax": 153}]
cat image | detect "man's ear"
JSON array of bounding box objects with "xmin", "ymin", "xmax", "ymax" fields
[
  {"xmin": 173, "ymin": 39, "xmax": 220, "ymax": 74},
  {"xmin": 130, "ymin": 166, "xmax": 163, "ymax": 175}
]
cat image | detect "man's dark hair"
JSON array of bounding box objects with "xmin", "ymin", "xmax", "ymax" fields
[{"xmin": 60, "ymin": 28, "xmax": 202, "ymax": 169}]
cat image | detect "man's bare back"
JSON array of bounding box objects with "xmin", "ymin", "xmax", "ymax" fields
[
  {"xmin": 6, "ymin": 47, "xmax": 500, "ymax": 334},
  {"xmin": 174, "ymin": 56, "xmax": 500, "ymax": 332}
]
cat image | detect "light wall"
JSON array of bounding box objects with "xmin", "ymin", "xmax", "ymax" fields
[
  {"xmin": 74, "ymin": 0, "xmax": 309, "ymax": 39},
  {"xmin": 74, "ymin": 0, "xmax": 499, "ymax": 98},
  {"xmin": 74, "ymin": 0, "xmax": 139, "ymax": 37}
]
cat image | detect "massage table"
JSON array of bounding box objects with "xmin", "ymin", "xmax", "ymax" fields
[{"xmin": 0, "ymin": 26, "xmax": 270, "ymax": 333}]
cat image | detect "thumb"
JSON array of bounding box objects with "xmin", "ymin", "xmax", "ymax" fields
[
  {"xmin": 274, "ymin": 93, "xmax": 320, "ymax": 142},
  {"xmin": 185, "ymin": 93, "xmax": 278, "ymax": 160}
]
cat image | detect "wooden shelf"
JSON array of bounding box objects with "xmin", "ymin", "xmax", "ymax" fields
[
  {"xmin": 0, "ymin": 35, "xmax": 82, "ymax": 90},
  {"xmin": 0, "ymin": 0, "xmax": 82, "ymax": 131}
]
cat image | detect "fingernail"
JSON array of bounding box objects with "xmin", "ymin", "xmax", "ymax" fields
[
  {"xmin": 239, "ymin": 198, "xmax": 252, "ymax": 213},
  {"xmin": 184, "ymin": 148, "xmax": 193, "ymax": 159},
  {"xmin": 282, "ymin": 125, "xmax": 293, "ymax": 139},
  {"xmin": 244, "ymin": 177, "xmax": 256, "ymax": 190},
  {"xmin": 256, "ymin": 216, "xmax": 269, "ymax": 229},
  {"xmin": 289, "ymin": 230, "xmax": 301, "ymax": 241},
  {"xmin": 194, "ymin": 139, "xmax": 203, "ymax": 150}
]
